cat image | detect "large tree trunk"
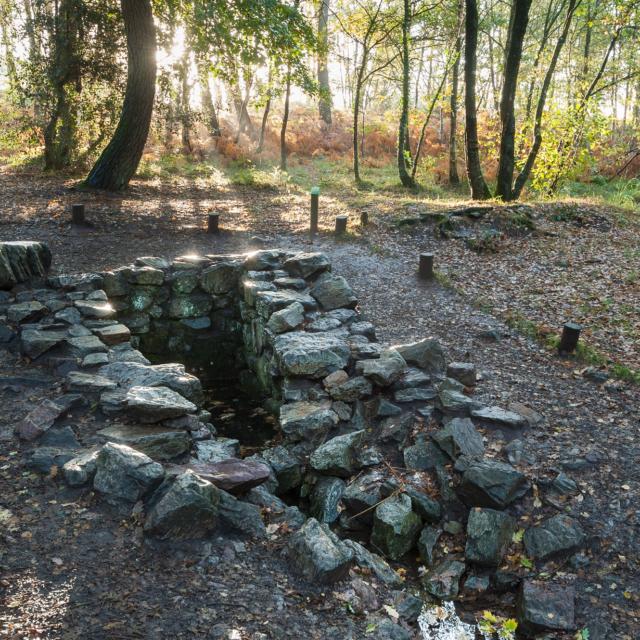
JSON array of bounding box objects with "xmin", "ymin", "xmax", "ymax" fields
[
  {"xmin": 397, "ymin": 0, "xmax": 415, "ymax": 188},
  {"xmin": 513, "ymin": 0, "xmax": 578, "ymax": 199},
  {"xmin": 495, "ymin": 0, "xmax": 532, "ymax": 201},
  {"xmin": 352, "ymin": 48, "xmax": 367, "ymax": 184},
  {"xmin": 84, "ymin": 0, "xmax": 156, "ymax": 190},
  {"xmin": 464, "ymin": 0, "xmax": 491, "ymax": 199},
  {"xmin": 317, "ymin": 0, "xmax": 332, "ymax": 124},
  {"xmin": 43, "ymin": 0, "xmax": 81, "ymax": 170},
  {"xmin": 449, "ymin": 0, "xmax": 463, "ymax": 186},
  {"xmin": 178, "ymin": 48, "xmax": 192, "ymax": 153}
]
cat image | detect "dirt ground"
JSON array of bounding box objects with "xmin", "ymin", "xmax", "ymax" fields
[{"xmin": 1, "ymin": 167, "xmax": 639, "ymax": 639}]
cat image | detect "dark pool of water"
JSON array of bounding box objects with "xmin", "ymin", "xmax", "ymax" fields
[{"xmin": 203, "ymin": 384, "xmax": 278, "ymax": 451}]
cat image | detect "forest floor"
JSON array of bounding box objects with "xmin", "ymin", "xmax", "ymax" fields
[{"xmin": 0, "ymin": 163, "xmax": 639, "ymax": 639}]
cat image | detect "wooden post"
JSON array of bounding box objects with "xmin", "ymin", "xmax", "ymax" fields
[
  {"xmin": 71, "ymin": 204, "xmax": 85, "ymax": 225},
  {"xmin": 558, "ymin": 322, "xmax": 582, "ymax": 354},
  {"xmin": 310, "ymin": 186, "xmax": 320, "ymax": 235},
  {"xmin": 419, "ymin": 253, "xmax": 434, "ymax": 280},
  {"xmin": 360, "ymin": 211, "xmax": 369, "ymax": 226},
  {"xmin": 207, "ymin": 213, "xmax": 220, "ymax": 234},
  {"xmin": 335, "ymin": 215, "xmax": 348, "ymax": 234}
]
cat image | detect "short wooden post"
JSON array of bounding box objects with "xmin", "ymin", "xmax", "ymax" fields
[
  {"xmin": 71, "ymin": 204, "xmax": 85, "ymax": 225},
  {"xmin": 335, "ymin": 215, "xmax": 348, "ymax": 234},
  {"xmin": 310, "ymin": 186, "xmax": 320, "ymax": 235},
  {"xmin": 207, "ymin": 213, "xmax": 220, "ymax": 234},
  {"xmin": 360, "ymin": 211, "xmax": 369, "ymax": 226},
  {"xmin": 419, "ymin": 252, "xmax": 434, "ymax": 280},
  {"xmin": 558, "ymin": 322, "xmax": 582, "ymax": 354}
]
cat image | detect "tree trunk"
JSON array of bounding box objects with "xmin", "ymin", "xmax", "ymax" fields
[
  {"xmin": 495, "ymin": 0, "xmax": 532, "ymax": 201},
  {"xmin": 317, "ymin": 0, "xmax": 332, "ymax": 124},
  {"xmin": 513, "ymin": 0, "xmax": 578, "ymax": 199},
  {"xmin": 449, "ymin": 0, "xmax": 463, "ymax": 186},
  {"xmin": 464, "ymin": 0, "xmax": 491, "ymax": 199},
  {"xmin": 353, "ymin": 48, "xmax": 367, "ymax": 184},
  {"xmin": 43, "ymin": 0, "xmax": 81, "ymax": 170},
  {"xmin": 84, "ymin": 0, "xmax": 156, "ymax": 191},
  {"xmin": 257, "ymin": 96, "xmax": 271, "ymax": 153},
  {"xmin": 178, "ymin": 48, "xmax": 192, "ymax": 154},
  {"xmin": 280, "ymin": 69, "xmax": 292, "ymax": 171},
  {"xmin": 198, "ymin": 60, "xmax": 220, "ymax": 137},
  {"xmin": 397, "ymin": 0, "xmax": 415, "ymax": 188}
]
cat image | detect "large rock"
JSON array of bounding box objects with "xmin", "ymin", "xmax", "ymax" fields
[
  {"xmin": 458, "ymin": 459, "xmax": 529, "ymax": 508},
  {"xmin": 273, "ymin": 331, "xmax": 350, "ymax": 378},
  {"xmin": 310, "ymin": 430, "xmax": 364, "ymax": 477},
  {"xmin": 261, "ymin": 445, "xmax": 303, "ymax": 493},
  {"xmin": 422, "ymin": 559, "xmax": 466, "ymax": 599},
  {"xmin": 144, "ymin": 470, "xmax": 220, "ymax": 539},
  {"xmin": 343, "ymin": 471, "xmax": 385, "ymax": 525},
  {"xmin": 310, "ymin": 476, "xmax": 345, "ymax": 524},
  {"xmin": 288, "ymin": 518, "xmax": 354, "ymax": 584},
  {"xmin": 471, "ymin": 406, "xmax": 527, "ymax": 429},
  {"xmin": 93, "ymin": 443, "xmax": 164, "ymax": 503},
  {"xmin": 437, "ymin": 389, "xmax": 483, "ymax": 417},
  {"xmin": 124, "ymin": 386, "xmax": 197, "ymax": 423},
  {"xmin": 523, "ymin": 514, "xmax": 585, "ymax": 561},
  {"xmin": 8, "ymin": 301, "xmax": 46, "ymax": 323},
  {"xmin": 21, "ymin": 328, "xmax": 67, "ymax": 359},
  {"xmin": 343, "ymin": 539, "xmax": 403, "ymax": 588},
  {"xmin": 98, "ymin": 361, "xmax": 202, "ymax": 403},
  {"xmin": 310, "ymin": 272, "xmax": 357, "ymax": 310},
  {"xmin": 66, "ymin": 372, "xmax": 117, "ymax": 393},
  {"xmin": 417, "ymin": 526, "xmax": 441, "ymax": 566},
  {"xmin": 194, "ymin": 438, "xmax": 239, "ymax": 463},
  {"xmin": 62, "ymin": 449, "xmax": 99, "ymax": 487},
  {"xmin": 279, "ymin": 401, "xmax": 338, "ymax": 443},
  {"xmin": 266, "ymin": 302, "xmax": 304, "ymax": 334},
  {"xmin": 326, "ymin": 375, "xmax": 372, "ymax": 402},
  {"xmin": 371, "ymin": 494, "xmax": 421, "ymax": 560},
  {"xmin": 199, "ymin": 261, "xmax": 241, "ymax": 294},
  {"xmin": 0, "ymin": 241, "xmax": 52, "ymax": 289},
  {"xmin": 517, "ymin": 580, "xmax": 575, "ymax": 635},
  {"xmin": 446, "ymin": 362, "xmax": 476, "ymax": 386},
  {"xmin": 393, "ymin": 339, "xmax": 445, "ymax": 376},
  {"xmin": 283, "ymin": 252, "xmax": 331, "ymax": 278},
  {"xmin": 465, "ymin": 508, "xmax": 515, "ymax": 567},
  {"xmin": 217, "ymin": 489, "xmax": 266, "ymax": 538},
  {"xmin": 255, "ymin": 290, "xmax": 317, "ymax": 318},
  {"xmin": 174, "ymin": 458, "xmax": 271, "ymax": 495},
  {"xmin": 361, "ymin": 350, "xmax": 406, "ymax": 386},
  {"xmin": 97, "ymin": 424, "xmax": 191, "ymax": 461},
  {"xmin": 432, "ymin": 418, "xmax": 484, "ymax": 460}
]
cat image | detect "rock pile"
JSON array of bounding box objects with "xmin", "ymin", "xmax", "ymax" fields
[{"xmin": 0, "ymin": 242, "xmax": 586, "ymax": 637}]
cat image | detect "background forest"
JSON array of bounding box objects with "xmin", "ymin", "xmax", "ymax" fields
[{"xmin": 0, "ymin": 0, "xmax": 640, "ymax": 204}]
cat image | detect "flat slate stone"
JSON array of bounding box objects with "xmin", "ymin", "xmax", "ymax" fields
[
  {"xmin": 92, "ymin": 323, "xmax": 131, "ymax": 345},
  {"xmin": 310, "ymin": 476, "xmax": 346, "ymax": 524},
  {"xmin": 15, "ymin": 393, "xmax": 84, "ymax": 441},
  {"xmin": 98, "ymin": 424, "xmax": 191, "ymax": 460},
  {"xmin": 21, "ymin": 328, "xmax": 68, "ymax": 359},
  {"xmin": 66, "ymin": 371, "xmax": 117, "ymax": 393},
  {"xmin": 74, "ymin": 299, "xmax": 116, "ymax": 319},
  {"xmin": 255, "ymin": 290, "xmax": 317, "ymax": 319},
  {"xmin": 274, "ymin": 331, "xmax": 350, "ymax": 379},
  {"xmin": 360, "ymin": 350, "xmax": 406, "ymax": 386},
  {"xmin": 8, "ymin": 301, "xmax": 46, "ymax": 323},
  {"xmin": 279, "ymin": 400, "xmax": 339, "ymax": 442},
  {"xmin": 471, "ymin": 406, "xmax": 527, "ymax": 429},
  {"xmin": 172, "ymin": 458, "xmax": 271, "ymax": 495},
  {"xmin": 125, "ymin": 385, "xmax": 197, "ymax": 423}
]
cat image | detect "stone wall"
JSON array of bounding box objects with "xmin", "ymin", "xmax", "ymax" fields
[{"xmin": 1, "ymin": 243, "xmax": 582, "ymax": 637}]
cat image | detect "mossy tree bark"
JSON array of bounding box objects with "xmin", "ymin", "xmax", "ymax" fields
[
  {"xmin": 397, "ymin": 0, "xmax": 415, "ymax": 188},
  {"xmin": 318, "ymin": 0, "xmax": 332, "ymax": 125},
  {"xmin": 84, "ymin": 0, "xmax": 156, "ymax": 191}
]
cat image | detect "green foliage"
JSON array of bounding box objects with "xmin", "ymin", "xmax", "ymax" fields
[{"xmin": 478, "ymin": 611, "xmax": 518, "ymax": 640}]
